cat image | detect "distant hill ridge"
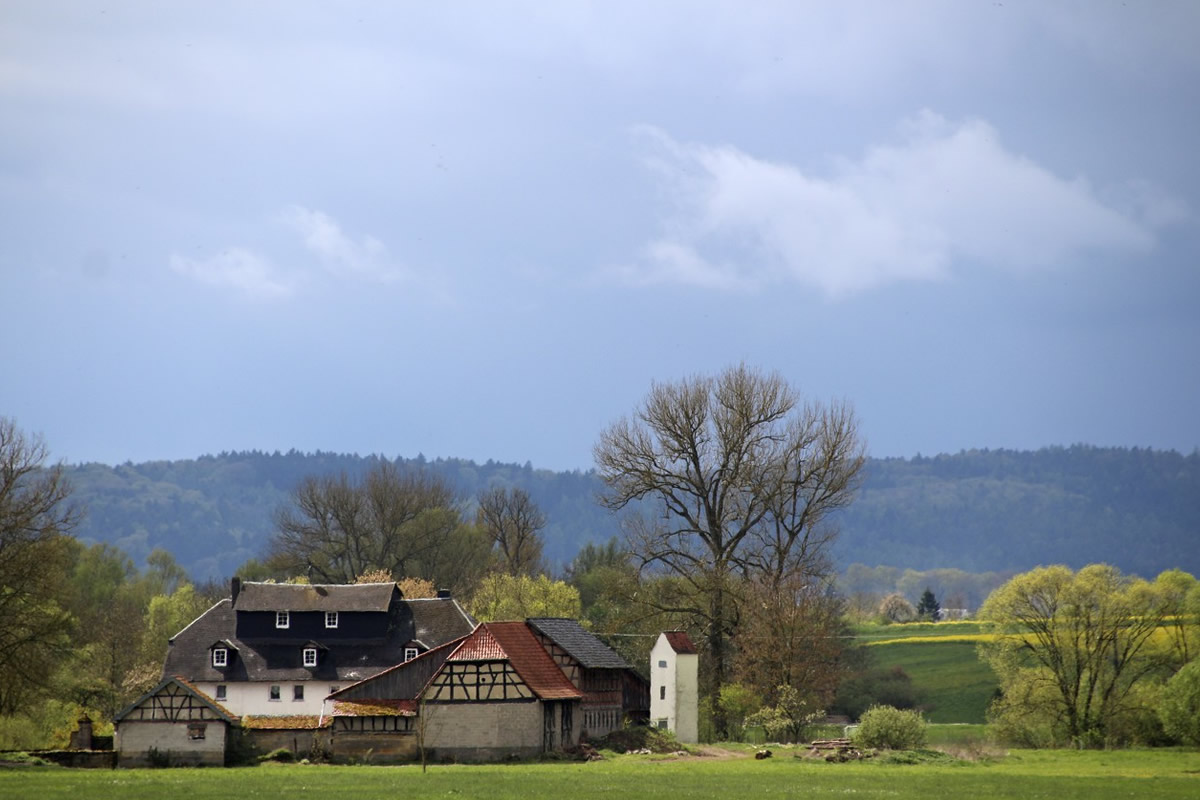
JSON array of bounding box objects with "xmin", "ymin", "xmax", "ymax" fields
[{"xmin": 64, "ymin": 445, "xmax": 1200, "ymax": 582}]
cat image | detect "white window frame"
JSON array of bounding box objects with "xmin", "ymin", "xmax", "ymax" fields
[
  {"xmin": 276, "ymin": 610, "xmax": 290, "ymax": 629},
  {"xmin": 212, "ymin": 648, "xmax": 228, "ymax": 668},
  {"xmin": 325, "ymin": 611, "xmax": 338, "ymax": 629},
  {"xmin": 404, "ymin": 647, "xmax": 419, "ymax": 662},
  {"xmin": 303, "ymin": 647, "xmax": 318, "ymax": 667}
]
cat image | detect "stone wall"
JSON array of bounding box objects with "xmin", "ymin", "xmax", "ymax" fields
[{"xmin": 116, "ymin": 720, "xmax": 227, "ymax": 767}]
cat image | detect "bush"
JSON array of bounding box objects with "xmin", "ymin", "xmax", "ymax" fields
[
  {"xmin": 852, "ymin": 705, "xmax": 927, "ymax": 750},
  {"xmin": 259, "ymin": 748, "xmax": 296, "ymax": 763},
  {"xmin": 1158, "ymin": 659, "xmax": 1200, "ymax": 745}
]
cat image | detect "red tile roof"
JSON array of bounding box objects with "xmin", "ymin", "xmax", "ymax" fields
[
  {"xmin": 664, "ymin": 631, "xmax": 697, "ymax": 654},
  {"xmin": 487, "ymin": 622, "xmax": 583, "ymax": 701},
  {"xmin": 448, "ymin": 625, "xmax": 507, "ymax": 660}
]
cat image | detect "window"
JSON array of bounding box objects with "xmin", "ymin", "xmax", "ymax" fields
[
  {"xmin": 187, "ymin": 723, "xmax": 206, "ymax": 740},
  {"xmin": 293, "ymin": 685, "xmax": 304, "ymax": 701},
  {"xmin": 660, "ymin": 686, "xmax": 666, "ymax": 700},
  {"xmin": 303, "ymin": 647, "xmax": 318, "ymax": 667},
  {"xmin": 656, "ymin": 719, "xmax": 668, "ymax": 730},
  {"xmin": 269, "ymin": 685, "xmax": 281, "ymax": 701},
  {"xmin": 404, "ymin": 647, "xmax": 418, "ymax": 662},
  {"xmin": 215, "ymin": 684, "xmax": 227, "ymax": 701},
  {"xmin": 276, "ymin": 610, "xmax": 290, "ymax": 629},
  {"xmin": 325, "ymin": 610, "xmax": 338, "ymax": 628},
  {"xmin": 658, "ymin": 660, "xmax": 667, "ymax": 668},
  {"xmin": 212, "ymin": 648, "xmax": 228, "ymax": 668}
]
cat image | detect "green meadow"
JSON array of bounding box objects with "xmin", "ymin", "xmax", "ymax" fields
[
  {"xmin": 855, "ymin": 621, "xmax": 998, "ymax": 723},
  {"xmin": 3, "ymin": 748, "xmax": 1198, "ymax": 800}
]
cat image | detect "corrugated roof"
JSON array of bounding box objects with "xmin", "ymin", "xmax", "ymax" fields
[
  {"xmin": 527, "ymin": 618, "xmax": 631, "ymax": 669},
  {"xmin": 242, "ymin": 714, "xmax": 329, "ymax": 729},
  {"xmin": 234, "ymin": 582, "xmax": 397, "ymax": 612},
  {"xmin": 487, "ymin": 622, "xmax": 582, "ymax": 700},
  {"xmin": 664, "ymin": 631, "xmax": 697, "ymax": 654},
  {"xmin": 330, "ymin": 699, "xmax": 417, "ymax": 717}
]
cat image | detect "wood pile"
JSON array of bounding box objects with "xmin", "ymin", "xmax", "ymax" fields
[{"xmin": 799, "ymin": 738, "xmax": 874, "ymax": 762}]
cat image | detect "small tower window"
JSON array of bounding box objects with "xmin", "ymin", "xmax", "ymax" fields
[
  {"xmin": 660, "ymin": 686, "xmax": 666, "ymax": 700},
  {"xmin": 303, "ymin": 647, "xmax": 318, "ymax": 667},
  {"xmin": 276, "ymin": 610, "xmax": 290, "ymax": 629}
]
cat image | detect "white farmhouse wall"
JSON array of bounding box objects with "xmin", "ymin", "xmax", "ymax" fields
[
  {"xmin": 116, "ymin": 720, "xmax": 226, "ymax": 767},
  {"xmin": 195, "ymin": 680, "xmax": 339, "ymax": 717}
]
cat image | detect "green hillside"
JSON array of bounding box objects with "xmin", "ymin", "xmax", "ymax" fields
[{"xmin": 856, "ymin": 622, "xmax": 999, "ymax": 724}]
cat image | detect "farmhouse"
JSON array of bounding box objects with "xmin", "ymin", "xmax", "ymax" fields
[{"xmin": 160, "ymin": 578, "xmax": 476, "ymax": 718}]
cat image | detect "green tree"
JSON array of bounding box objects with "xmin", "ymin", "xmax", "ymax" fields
[
  {"xmin": 594, "ymin": 364, "xmax": 864, "ymax": 736},
  {"xmin": 469, "ymin": 573, "xmax": 581, "ymax": 621},
  {"xmin": 0, "ymin": 418, "xmax": 80, "ymax": 714},
  {"xmin": 978, "ymin": 564, "xmax": 1185, "ymax": 747},
  {"xmin": 1157, "ymin": 659, "xmax": 1200, "ymax": 745},
  {"xmin": 916, "ymin": 587, "xmax": 940, "ymax": 621}
]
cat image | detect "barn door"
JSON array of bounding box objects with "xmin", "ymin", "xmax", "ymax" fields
[
  {"xmin": 561, "ymin": 701, "xmax": 573, "ymax": 745},
  {"xmin": 543, "ymin": 702, "xmax": 557, "ymax": 752}
]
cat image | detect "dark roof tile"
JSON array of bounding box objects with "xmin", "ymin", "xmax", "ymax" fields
[{"xmin": 527, "ymin": 618, "xmax": 631, "ymax": 669}]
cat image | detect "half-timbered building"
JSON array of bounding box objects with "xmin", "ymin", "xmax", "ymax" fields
[
  {"xmin": 527, "ymin": 617, "xmax": 649, "ymax": 737},
  {"xmin": 114, "ymin": 677, "xmax": 239, "ymax": 766},
  {"xmin": 326, "ymin": 622, "xmax": 583, "ymax": 762}
]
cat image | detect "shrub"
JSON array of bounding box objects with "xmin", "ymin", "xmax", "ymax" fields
[
  {"xmin": 259, "ymin": 748, "xmax": 296, "ymax": 763},
  {"xmin": 852, "ymin": 704, "xmax": 927, "ymax": 750},
  {"xmin": 1158, "ymin": 659, "xmax": 1200, "ymax": 745}
]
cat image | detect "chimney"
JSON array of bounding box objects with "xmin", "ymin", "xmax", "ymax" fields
[
  {"xmin": 436, "ymin": 589, "xmax": 451, "ymax": 599},
  {"xmin": 231, "ymin": 576, "xmax": 242, "ymax": 606}
]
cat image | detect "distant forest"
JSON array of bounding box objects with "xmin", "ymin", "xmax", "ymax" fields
[{"xmin": 64, "ymin": 445, "xmax": 1199, "ymax": 585}]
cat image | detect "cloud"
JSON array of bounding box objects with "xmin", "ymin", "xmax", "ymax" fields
[
  {"xmin": 281, "ymin": 205, "xmax": 400, "ymax": 282},
  {"xmin": 623, "ymin": 113, "xmax": 1181, "ymax": 296},
  {"xmin": 168, "ymin": 248, "xmax": 293, "ymax": 299}
]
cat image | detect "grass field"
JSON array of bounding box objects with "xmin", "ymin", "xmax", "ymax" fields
[
  {"xmin": 853, "ymin": 622, "xmax": 998, "ymax": 724},
  {"xmin": 2, "ymin": 748, "xmax": 1198, "ymax": 800}
]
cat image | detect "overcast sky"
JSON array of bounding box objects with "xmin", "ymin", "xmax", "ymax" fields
[{"xmin": 3, "ymin": 1, "xmax": 1198, "ymax": 470}]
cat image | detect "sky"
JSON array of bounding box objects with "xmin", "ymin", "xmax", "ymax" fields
[{"xmin": 2, "ymin": 1, "xmax": 1198, "ymax": 471}]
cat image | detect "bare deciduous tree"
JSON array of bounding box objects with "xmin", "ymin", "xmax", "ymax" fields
[
  {"xmin": 270, "ymin": 461, "xmax": 490, "ymax": 592},
  {"xmin": 476, "ymin": 487, "xmax": 546, "ymax": 576},
  {"xmin": 593, "ymin": 365, "xmax": 864, "ymax": 736}
]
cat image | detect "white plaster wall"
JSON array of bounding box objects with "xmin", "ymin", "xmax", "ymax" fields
[
  {"xmin": 117, "ymin": 720, "xmax": 225, "ymax": 766},
  {"xmin": 195, "ymin": 680, "xmax": 340, "ymax": 717},
  {"xmin": 649, "ymin": 636, "xmax": 676, "ymax": 730},
  {"xmin": 674, "ymin": 653, "xmax": 699, "ymax": 743}
]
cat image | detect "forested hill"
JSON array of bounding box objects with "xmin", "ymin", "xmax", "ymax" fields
[{"xmin": 64, "ymin": 446, "xmax": 1199, "ymax": 582}]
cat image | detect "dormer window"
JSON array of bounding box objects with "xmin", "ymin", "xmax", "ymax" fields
[
  {"xmin": 404, "ymin": 647, "xmax": 418, "ymax": 662},
  {"xmin": 325, "ymin": 611, "xmax": 338, "ymax": 629},
  {"xmin": 276, "ymin": 610, "xmax": 290, "ymax": 629},
  {"xmin": 212, "ymin": 648, "xmax": 228, "ymax": 668},
  {"xmin": 303, "ymin": 647, "xmax": 318, "ymax": 667}
]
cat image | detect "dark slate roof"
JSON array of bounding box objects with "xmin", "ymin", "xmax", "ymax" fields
[
  {"xmin": 233, "ymin": 581, "xmax": 398, "ymax": 612},
  {"xmin": 330, "ymin": 634, "xmax": 469, "ymax": 703},
  {"xmin": 163, "ymin": 593, "xmax": 477, "ymax": 684},
  {"xmin": 527, "ymin": 618, "xmax": 631, "ymax": 670}
]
